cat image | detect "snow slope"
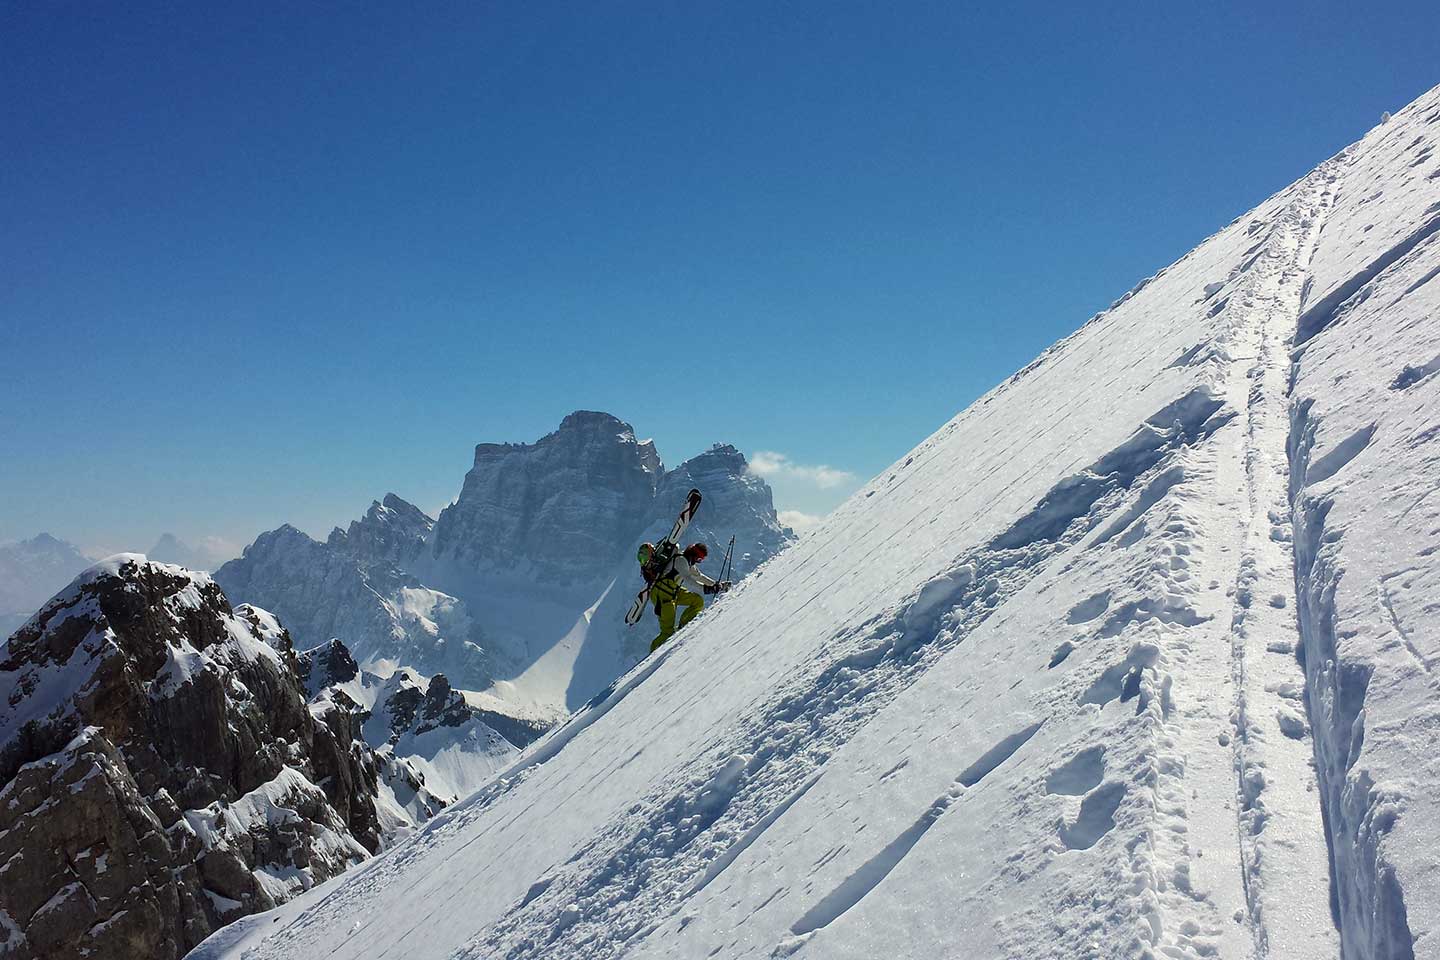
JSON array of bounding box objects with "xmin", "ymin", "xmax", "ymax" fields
[{"xmin": 192, "ymin": 85, "xmax": 1440, "ymax": 960}]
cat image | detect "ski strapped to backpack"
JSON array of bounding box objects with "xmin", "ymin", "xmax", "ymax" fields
[{"xmin": 624, "ymin": 488, "xmax": 702, "ymax": 625}]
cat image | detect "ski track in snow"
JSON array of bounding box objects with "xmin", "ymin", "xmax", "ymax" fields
[{"xmin": 190, "ymin": 85, "xmax": 1440, "ymax": 960}]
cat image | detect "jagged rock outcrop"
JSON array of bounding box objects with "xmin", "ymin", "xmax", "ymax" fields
[
  {"xmin": 215, "ymin": 500, "xmax": 491, "ymax": 690},
  {"xmin": 302, "ymin": 648, "xmax": 530, "ymax": 828},
  {"xmin": 0, "ymin": 557, "xmax": 379, "ymax": 960},
  {"xmin": 296, "ymin": 637, "xmax": 360, "ymax": 697},
  {"xmin": 330, "ymin": 493, "xmax": 432, "ymax": 569}
]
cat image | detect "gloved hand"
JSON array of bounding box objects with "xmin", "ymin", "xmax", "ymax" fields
[{"xmin": 718, "ymin": 580, "xmax": 733, "ymax": 593}]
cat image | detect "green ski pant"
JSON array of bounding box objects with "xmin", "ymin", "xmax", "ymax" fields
[{"xmin": 650, "ymin": 580, "xmax": 704, "ymax": 652}]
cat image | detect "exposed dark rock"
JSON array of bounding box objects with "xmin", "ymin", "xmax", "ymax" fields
[
  {"xmin": 297, "ymin": 638, "xmax": 360, "ymax": 697},
  {"xmin": 0, "ymin": 557, "xmax": 380, "ymax": 960}
]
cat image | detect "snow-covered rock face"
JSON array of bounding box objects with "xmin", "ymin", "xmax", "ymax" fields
[
  {"xmin": 214, "ymin": 506, "xmax": 493, "ymax": 692},
  {"xmin": 218, "ymin": 414, "xmax": 793, "ymax": 712},
  {"xmin": 330, "ymin": 492, "xmax": 433, "ymax": 569},
  {"xmin": 0, "ymin": 533, "xmax": 91, "ymax": 635},
  {"xmin": 0, "ymin": 557, "xmax": 379, "ymax": 960},
  {"xmin": 302, "ymin": 650, "xmax": 537, "ymax": 818},
  {"xmin": 193, "ymin": 85, "xmax": 1440, "ymax": 960},
  {"xmin": 427, "ymin": 411, "xmax": 665, "ymax": 599}
]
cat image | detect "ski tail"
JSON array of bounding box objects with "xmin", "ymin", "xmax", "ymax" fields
[{"xmin": 624, "ymin": 587, "xmax": 650, "ymax": 625}]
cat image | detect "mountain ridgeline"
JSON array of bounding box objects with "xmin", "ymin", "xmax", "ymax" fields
[{"xmin": 215, "ymin": 412, "xmax": 794, "ymax": 713}]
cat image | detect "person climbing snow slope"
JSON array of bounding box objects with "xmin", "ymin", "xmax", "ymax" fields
[{"xmin": 650, "ymin": 542, "xmax": 730, "ymax": 652}]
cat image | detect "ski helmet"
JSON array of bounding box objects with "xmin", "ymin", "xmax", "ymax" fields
[{"xmin": 684, "ymin": 543, "xmax": 708, "ymax": 562}]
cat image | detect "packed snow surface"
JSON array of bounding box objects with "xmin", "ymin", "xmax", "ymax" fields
[{"xmin": 192, "ymin": 85, "xmax": 1440, "ymax": 960}]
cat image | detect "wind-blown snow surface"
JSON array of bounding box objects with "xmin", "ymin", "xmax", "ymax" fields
[{"xmin": 193, "ymin": 87, "xmax": 1440, "ymax": 960}]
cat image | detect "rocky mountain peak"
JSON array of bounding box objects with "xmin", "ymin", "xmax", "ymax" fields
[
  {"xmin": 2, "ymin": 555, "xmax": 237, "ymax": 704},
  {"xmin": 553, "ymin": 409, "xmax": 636, "ymax": 437},
  {"xmin": 329, "ymin": 494, "xmax": 433, "ymax": 565},
  {"xmin": 248, "ymin": 523, "xmax": 317, "ymax": 555},
  {"xmin": 363, "ymin": 494, "xmax": 432, "ymax": 532},
  {"xmin": 0, "ymin": 557, "xmax": 381, "ymax": 959},
  {"xmin": 382, "ymin": 491, "xmax": 429, "ymax": 519},
  {"xmin": 219, "ymin": 411, "xmax": 793, "ymax": 712},
  {"xmin": 417, "ymin": 674, "xmax": 471, "ymax": 733},
  {"xmin": 432, "ymin": 411, "xmax": 667, "ymax": 597},
  {"xmin": 296, "ymin": 638, "xmax": 361, "ymax": 697},
  {"xmin": 688, "ymin": 443, "xmax": 748, "ymax": 474}
]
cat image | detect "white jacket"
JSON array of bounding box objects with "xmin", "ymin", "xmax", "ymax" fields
[{"xmin": 668, "ymin": 554, "xmax": 717, "ymax": 595}]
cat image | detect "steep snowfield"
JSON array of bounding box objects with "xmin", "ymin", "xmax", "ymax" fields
[{"xmin": 192, "ymin": 86, "xmax": 1440, "ymax": 960}]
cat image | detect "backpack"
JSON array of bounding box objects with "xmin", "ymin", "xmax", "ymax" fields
[{"xmin": 637, "ymin": 540, "xmax": 678, "ymax": 585}]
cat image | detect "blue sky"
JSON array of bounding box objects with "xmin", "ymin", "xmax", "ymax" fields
[{"xmin": 2, "ymin": 1, "xmax": 1437, "ymax": 554}]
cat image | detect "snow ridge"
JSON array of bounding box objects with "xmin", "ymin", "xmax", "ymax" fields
[{"xmin": 1284, "ymin": 85, "xmax": 1440, "ymax": 960}]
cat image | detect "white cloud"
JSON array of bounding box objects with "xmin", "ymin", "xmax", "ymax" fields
[
  {"xmin": 777, "ymin": 510, "xmax": 824, "ymax": 535},
  {"xmin": 748, "ymin": 451, "xmax": 856, "ymax": 490}
]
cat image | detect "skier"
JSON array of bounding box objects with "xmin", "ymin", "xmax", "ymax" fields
[{"xmin": 649, "ymin": 542, "xmax": 730, "ymax": 652}]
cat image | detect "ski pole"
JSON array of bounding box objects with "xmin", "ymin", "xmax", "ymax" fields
[{"xmin": 720, "ymin": 535, "xmax": 735, "ymax": 584}]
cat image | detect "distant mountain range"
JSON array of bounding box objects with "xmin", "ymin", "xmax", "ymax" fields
[
  {"xmin": 0, "ymin": 411, "xmax": 794, "ymax": 959},
  {"xmin": 0, "ymin": 533, "xmax": 236, "ymax": 638},
  {"xmin": 146, "ymin": 533, "xmax": 236, "ymax": 572},
  {"xmin": 215, "ymin": 411, "xmax": 793, "ymax": 714}
]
